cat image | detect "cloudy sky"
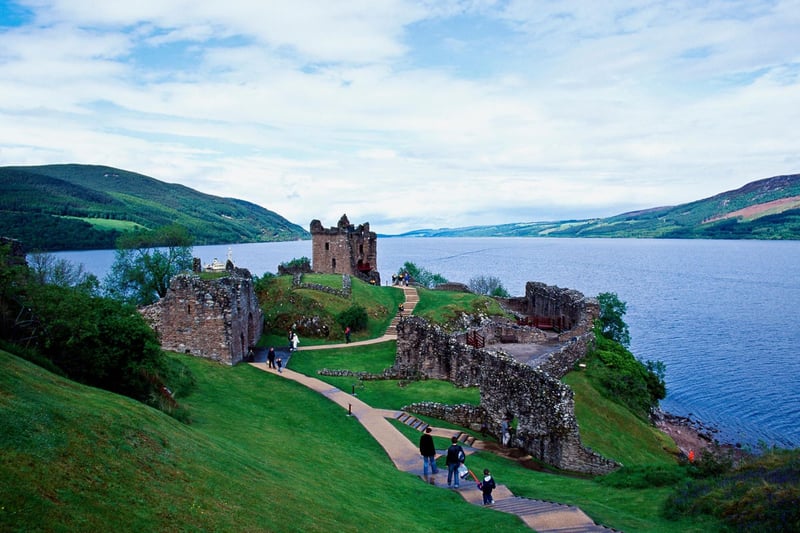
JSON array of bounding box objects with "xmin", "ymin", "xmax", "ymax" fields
[{"xmin": 1, "ymin": 1, "xmax": 798, "ymax": 234}]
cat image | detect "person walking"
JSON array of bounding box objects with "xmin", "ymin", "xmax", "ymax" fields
[
  {"xmin": 419, "ymin": 427, "xmax": 438, "ymax": 476},
  {"xmin": 445, "ymin": 436, "xmax": 465, "ymax": 488},
  {"xmin": 345, "ymin": 326, "xmax": 351, "ymax": 343},
  {"xmin": 501, "ymin": 417, "xmax": 511, "ymax": 447},
  {"xmin": 478, "ymin": 468, "xmax": 496, "ymax": 505},
  {"xmin": 276, "ymin": 357, "xmax": 283, "ymax": 373},
  {"xmin": 290, "ymin": 332, "xmax": 299, "ymax": 352},
  {"xmin": 267, "ymin": 347, "xmax": 276, "ymax": 369}
]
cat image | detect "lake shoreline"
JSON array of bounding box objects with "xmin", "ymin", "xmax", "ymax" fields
[{"xmin": 654, "ymin": 409, "xmax": 752, "ymax": 461}]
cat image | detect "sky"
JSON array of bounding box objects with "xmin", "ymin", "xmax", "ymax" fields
[{"xmin": 1, "ymin": 1, "xmax": 799, "ymax": 234}]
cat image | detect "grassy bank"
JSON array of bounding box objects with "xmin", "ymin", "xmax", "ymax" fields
[{"xmin": 0, "ymin": 350, "xmax": 530, "ymax": 532}]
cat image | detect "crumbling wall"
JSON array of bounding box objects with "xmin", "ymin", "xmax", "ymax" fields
[
  {"xmin": 141, "ymin": 270, "xmax": 263, "ymax": 365},
  {"xmin": 525, "ymin": 282, "xmax": 599, "ymax": 341},
  {"xmin": 394, "ymin": 311, "xmax": 617, "ymax": 475}
]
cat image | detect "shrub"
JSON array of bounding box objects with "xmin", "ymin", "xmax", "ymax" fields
[
  {"xmin": 399, "ymin": 261, "xmax": 448, "ymax": 288},
  {"xmin": 468, "ymin": 275, "xmax": 510, "ymax": 297},
  {"xmin": 589, "ymin": 326, "xmax": 666, "ymax": 419},
  {"xmin": 336, "ymin": 305, "xmax": 368, "ymax": 332}
]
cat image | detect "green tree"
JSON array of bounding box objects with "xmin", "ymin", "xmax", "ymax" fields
[
  {"xmin": 104, "ymin": 224, "xmax": 193, "ymax": 305},
  {"xmin": 400, "ymin": 261, "xmax": 448, "ymax": 289},
  {"xmin": 21, "ymin": 282, "xmax": 171, "ymax": 404},
  {"xmin": 597, "ymin": 292, "xmax": 631, "ymax": 347},
  {"xmin": 469, "ymin": 275, "xmax": 510, "ymax": 297}
]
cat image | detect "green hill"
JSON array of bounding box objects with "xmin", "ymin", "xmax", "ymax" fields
[
  {"xmin": 0, "ymin": 349, "xmax": 533, "ymax": 532},
  {"xmin": 393, "ymin": 173, "xmax": 800, "ymax": 239},
  {"xmin": 0, "ymin": 164, "xmax": 309, "ymax": 251}
]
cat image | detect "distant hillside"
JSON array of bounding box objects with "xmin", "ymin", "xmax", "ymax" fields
[
  {"xmin": 394, "ymin": 173, "xmax": 800, "ymax": 240},
  {"xmin": 0, "ymin": 164, "xmax": 309, "ymax": 251}
]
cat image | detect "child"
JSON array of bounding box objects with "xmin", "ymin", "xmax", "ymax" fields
[
  {"xmin": 276, "ymin": 357, "xmax": 283, "ymax": 373},
  {"xmin": 478, "ymin": 468, "xmax": 496, "ymax": 505}
]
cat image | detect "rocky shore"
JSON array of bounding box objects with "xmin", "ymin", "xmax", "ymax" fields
[{"xmin": 653, "ymin": 409, "xmax": 750, "ymax": 461}]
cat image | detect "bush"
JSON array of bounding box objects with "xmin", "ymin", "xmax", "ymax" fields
[
  {"xmin": 20, "ymin": 283, "xmax": 192, "ymax": 411},
  {"xmin": 336, "ymin": 305, "xmax": 368, "ymax": 332},
  {"xmin": 399, "ymin": 261, "xmax": 448, "ymax": 288},
  {"xmin": 589, "ymin": 327, "xmax": 666, "ymax": 419},
  {"xmin": 468, "ymin": 275, "xmax": 510, "ymax": 297}
]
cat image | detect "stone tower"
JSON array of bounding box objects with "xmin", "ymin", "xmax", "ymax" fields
[{"xmin": 310, "ymin": 214, "xmax": 380, "ymax": 284}]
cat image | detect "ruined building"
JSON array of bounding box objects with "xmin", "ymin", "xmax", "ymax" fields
[
  {"xmin": 140, "ymin": 263, "xmax": 263, "ymax": 366},
  {"xmin": 310, "ymin": 214, "xmax": 380, "ymax": 284},
  {"xmin": 392, "ymin": 282, "xmax": 617, "ymax": 475}
]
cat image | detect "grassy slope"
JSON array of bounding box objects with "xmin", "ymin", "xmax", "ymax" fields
[
  {"xmin": 259, "ymin": 274, "xmax": 405, "ymax": 347},
  {"xmin": 0, "ymin": 351, "xmax": 530, "ymax": 532}
]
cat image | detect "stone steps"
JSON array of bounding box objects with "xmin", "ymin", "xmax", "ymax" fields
[
  {"xmin": 385, "ymin": 286, "xmax": 418, "ymax": 336},
  {"xmin": 394, "ymin": 412, "xmax": 476, "ymax": 447}
]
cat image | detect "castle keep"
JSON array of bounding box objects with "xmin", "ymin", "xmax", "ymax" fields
[
  {"xmin": 310, "ymin": 214, "xmax": 380, "ymax": 284},
  {"xmin": 140, "ymin": 264, "xmax": 263, "ymax": 366}
]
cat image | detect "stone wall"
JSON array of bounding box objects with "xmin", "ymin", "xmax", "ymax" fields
[
  {"xmin": 393, "ymin": 313, "xmax": 618, "ymax": 475},
  {"xmin": 454, "ymin": 319, "xmax": 548, "ymax": 346},
  {"xmin": 310, "ymin": 214, "xmax": 380, "ymax": 284},
  {"xmin": 525, "ymin": 282, "xmax": 599, "ymax": 342},
  {"xmin": 140, "ymin": 269, "xmax": 263, "ymax": 365}
]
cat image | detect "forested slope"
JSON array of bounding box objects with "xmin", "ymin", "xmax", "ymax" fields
[{"xmin": 0, "ymin": 164, "xmax": 309, "ymax": 251}]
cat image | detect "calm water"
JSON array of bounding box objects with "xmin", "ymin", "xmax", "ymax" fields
[{"xmin": 52, "ymin": 237, "xmax": 800, "ymax": 449}]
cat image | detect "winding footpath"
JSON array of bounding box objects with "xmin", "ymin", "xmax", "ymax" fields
[{"xmin": 251, "ymin": 285, "xmax": 616, "ymax": 532}]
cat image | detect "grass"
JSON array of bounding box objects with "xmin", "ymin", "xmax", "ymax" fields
[
  {"xmin": 258, "ymin": 274, "xmax": 405, "ymax": 347},
  {"xmin": 413, "ymin": 287, "xmax": 511, "ymax": 328},
  {"xmin": 564, "ymin": 370, "xmax": 679, "ymax": 466},
  {"xmin": 61, "ymin": 216, "xmax": 145, "ymax": 232},
  {"xmin": 288, "ymin": 343, "xmax": 481, "ymax": 410},
  {"xmin": 0, "ymin": 350, "xmax": 530, "ymax": 532}
]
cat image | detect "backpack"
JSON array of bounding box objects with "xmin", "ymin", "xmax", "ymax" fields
[{"xmin": 457, "ymin": 447, "xmax": 465, "ymax": 463}]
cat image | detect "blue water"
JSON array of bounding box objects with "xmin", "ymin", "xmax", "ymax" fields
[{"xmin": 51, "ymin": 237, "xmax": 800, "ymax": 449}]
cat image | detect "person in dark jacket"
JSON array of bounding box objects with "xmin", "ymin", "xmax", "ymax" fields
[
  {"xmin": 267, "ymin": 347, "xmax": 276, "ymax": 369},
  {"xmin": 445, "ymin": 436, "xmax": 465, "ymax": 488},
  {"xmin": 478, "ymin": 468, "xmax": 496, "ymax": 505},
  {"xmin": 419, "ymin": 427, "xmax": 438, "ymax": 475}
]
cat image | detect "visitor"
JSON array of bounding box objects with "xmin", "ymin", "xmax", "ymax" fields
[
  {"xmin": 501, "ymin": 417, "xmax": 511, "ymax": 447},
  {"xmin": 267, "ymin": 347, "xmax": 276, "ymax": 369},
  {"xmin": 398, "ymin": 303, "xmax": 404, "ymax": 315},
  {"xmin": 276, "ymin": 357, "xmax": 283, "ymax": 373},
  {"xmin": 291, "ymin": 332, "xmax": 299, "ymax": 352},
  {"xmin": 345, "ymin": 326, "xmax": 351, "ymax": 343},
  {"xmin": 446, "ymin": 436, "xmax": 465, "ymax": 488},
  {"xmin": 478, "ymin": 469, "xmax": 496, "ymax": 505},
  {"xmin": 419, "ymin": 427, "xmax": 438, "ymax": 476}
]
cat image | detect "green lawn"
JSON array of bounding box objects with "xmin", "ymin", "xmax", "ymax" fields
[{"xmin": 0, "ymin": 350, "xmax": 530, "ymax": 532}]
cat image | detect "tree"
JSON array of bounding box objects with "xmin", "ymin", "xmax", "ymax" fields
[
  {"xmin": 22, "ymin": 282, "xmax": 174, "ymax": 404},
  {"xmin": 469, "ymin": 275, "xmax": 510, "ymax": 297},
  {"xmin": 104, "ymin": 224, "xmax": 193, "ymax": 305},
  {"xmin": 27, "ymin": 252, "xmax": 99, "ymax": 294},
  {"xmin": 597, "ymin": 292, "xmax": 631, "ymax": 347},
  {"xmin": 400, "ymin": 261, "xmax": 448, "ymax": 289}
]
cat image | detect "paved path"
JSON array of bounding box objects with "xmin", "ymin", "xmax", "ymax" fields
[{"xmin": 252, "ymin": 285, "xmax": 616, "ymax": 532}]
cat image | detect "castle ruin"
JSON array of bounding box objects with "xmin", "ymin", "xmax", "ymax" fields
[
  {"xmin": 310, "ymin": 214, "xmax": 380, "ymax": 284},
  {"xmin": 393, "ymin": 282, "xmax": 618, "ymax": 475},
  {"xmin": 140, "ymin": 263, "xmax": 263, "ymax": 366}
]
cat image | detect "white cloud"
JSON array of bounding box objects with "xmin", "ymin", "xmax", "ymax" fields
[{"xmin": 1, "ymin": 0, "xmax": 798, "ymax": 234}]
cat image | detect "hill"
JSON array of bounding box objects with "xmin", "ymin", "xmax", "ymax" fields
[
  {"xmin": 0, "ymin": 349, "xmax": 534, "ymax": 532},
  {"xmin": 392, "ymin": 173, "xmax": 800, "ymax": 239},
  {"xmin": 0, "ymin": 164, "xmax": 309, "ymax": 251}
]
